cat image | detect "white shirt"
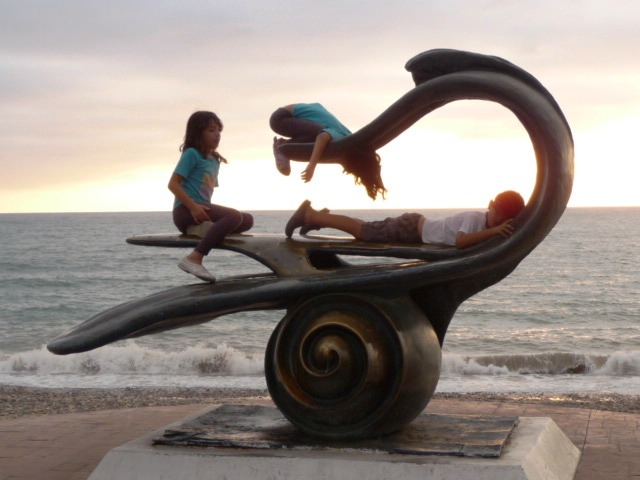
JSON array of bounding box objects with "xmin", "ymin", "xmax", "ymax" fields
[{"xmin": 421, "ymin": 211, "xmax": 487, "ymax": 245}]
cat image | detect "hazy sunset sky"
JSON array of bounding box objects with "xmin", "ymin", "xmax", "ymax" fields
[{"xmin": 1, "ymin": 0, "xmax": 639, "ymax": 213}]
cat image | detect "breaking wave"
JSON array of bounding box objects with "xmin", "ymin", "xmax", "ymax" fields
[
  {"xmin": 1, "ymin": 342, "xmax": 264, "ymax": 378},
  {"xmin": 442, "ymin": 350, "xmax": 640, "ymax": 376}
]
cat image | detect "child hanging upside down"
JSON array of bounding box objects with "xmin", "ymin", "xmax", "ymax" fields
[
  {"xmin": 270, "ymin": 103, "xmax": 386, "ymax": 200},
  {"xmin": 284, "ymin": 191, "xmax": 525, "ymax": 249}
]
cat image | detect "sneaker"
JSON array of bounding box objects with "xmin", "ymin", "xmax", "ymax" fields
[
  {"xmin": 300, "ymin": 208, "xmax": 329, "ymax": 235},
  {"xmin": 285, "ymin": 200, "xmax": 311, "ymax": 237},
  {"xmin": 178, "ymin": 256, "xmax": 216, "ymax": 282},
  {"xmin": 273, "ymin": 137, "xmax": 291, "ymax": 176}
]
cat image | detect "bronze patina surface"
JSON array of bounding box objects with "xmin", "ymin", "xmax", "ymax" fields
[{"xmin": 48, "ymin": 48, "xmax": 573, "ymax": 440}]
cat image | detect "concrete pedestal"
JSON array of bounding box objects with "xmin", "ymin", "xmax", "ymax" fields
[{"xmin": 88, "ymin": 405, "xmax": 580, "ymax": 480}]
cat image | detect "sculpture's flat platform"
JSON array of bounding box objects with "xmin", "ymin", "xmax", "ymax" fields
[
  {"xmin": 87, "ymin": 404, "xmax": 580, "ymax": 480},
  {"xmin": 153, "ymin": 404, "xmax": 517, "ymax": 457},
  {"xmin": 126, "ymin": 232, "xmax": 452, "ymax": 260}
]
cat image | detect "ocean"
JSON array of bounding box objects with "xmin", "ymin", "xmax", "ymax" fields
[{"xmin": 1, "ymin": 208, "xmax": 638, "ymax": 395}]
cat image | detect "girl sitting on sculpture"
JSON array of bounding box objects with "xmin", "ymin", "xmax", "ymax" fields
[{"xmin": 168, "ymin": 111, "xmax": 254, "ymax": 282}]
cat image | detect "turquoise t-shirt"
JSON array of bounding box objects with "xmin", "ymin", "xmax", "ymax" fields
[
  {"xmin": 172, "ymin": 148, "xmax": 220, "ymax": 209},
  {"xmin": 292, "ymin": 103, "xmax": 351, "ymax": 140}
]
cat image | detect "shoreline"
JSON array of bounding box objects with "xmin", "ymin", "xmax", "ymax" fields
[{"xmin": 2, "ymin": 385, "xmax": 639, "ymax": 419}]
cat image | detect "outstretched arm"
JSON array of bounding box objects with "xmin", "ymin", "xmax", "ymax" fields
[
  {"xmin": 301, "ymin": 131, "xmax": 332, "ymax": 182},
  {"xmin": 455, "ymin": 220, "xmax": 515, "ymax": 249}
]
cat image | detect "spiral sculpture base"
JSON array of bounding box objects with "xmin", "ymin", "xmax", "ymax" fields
[{"xmin": 265, "ymin": 293, "xmax": 442, "ymax": 440}]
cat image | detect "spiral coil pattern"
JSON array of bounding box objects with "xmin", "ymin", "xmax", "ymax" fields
[{"xmin": 265, "ymin": 293, "xmax": 441, "ymax": 439}]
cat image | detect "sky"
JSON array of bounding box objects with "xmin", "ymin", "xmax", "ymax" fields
[{"xmin": 1, "ymin": 0, "xmax": 639, "ymax": 213}]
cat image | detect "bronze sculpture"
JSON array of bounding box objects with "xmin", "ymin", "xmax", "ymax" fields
[{"xmin": 48, "ymin": 49, "xmax": 574, "ymax": 440}]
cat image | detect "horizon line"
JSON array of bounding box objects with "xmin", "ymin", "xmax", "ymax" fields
[{"xmin": 1, "ymin": 205, "xmax": 639, "ymax": 215}]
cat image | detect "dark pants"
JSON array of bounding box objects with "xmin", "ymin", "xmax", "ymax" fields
[
  {"xmin": 269, "ymin": 107, "xmax": 323, "ymax": 143},
  {"xmin": 172, "ymin": 203, "xmax": 253, "ymax": 255}
]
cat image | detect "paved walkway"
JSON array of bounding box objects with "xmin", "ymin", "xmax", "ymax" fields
[{"xmin": 1, "ymin": 398, "xmax": 639, "ymax": 479}]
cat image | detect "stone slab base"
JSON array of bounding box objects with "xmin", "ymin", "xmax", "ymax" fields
[
  {"xmin": 88, "ymin": 406, "xmax": 580, "ymax": 480},
  {"xmin": 153, "ymin": 404, "xmax": 518, "ymax": 457}
]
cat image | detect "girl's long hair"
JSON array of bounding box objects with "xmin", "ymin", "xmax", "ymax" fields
[
  {"xmin": 180, "ymin": 111, "xmax": 227, "ymax": 162},
  {"xmin": 342, "ymin": 149, "xmax": 386, "ymax": 200}
]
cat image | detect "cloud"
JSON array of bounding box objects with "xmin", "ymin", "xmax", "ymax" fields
[{"xmin": 1, "ymin": 0, "xmax": 639, "ymax": 210}]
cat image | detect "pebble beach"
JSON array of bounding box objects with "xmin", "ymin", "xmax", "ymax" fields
[{"xmin": 2, "ymin": 385, "xmax": 639, "ymax": 419}]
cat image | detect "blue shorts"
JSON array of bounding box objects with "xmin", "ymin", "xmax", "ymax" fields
[{"xmin": 360, "ymin": 213, "xmax": 424, "ymax": 243}]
